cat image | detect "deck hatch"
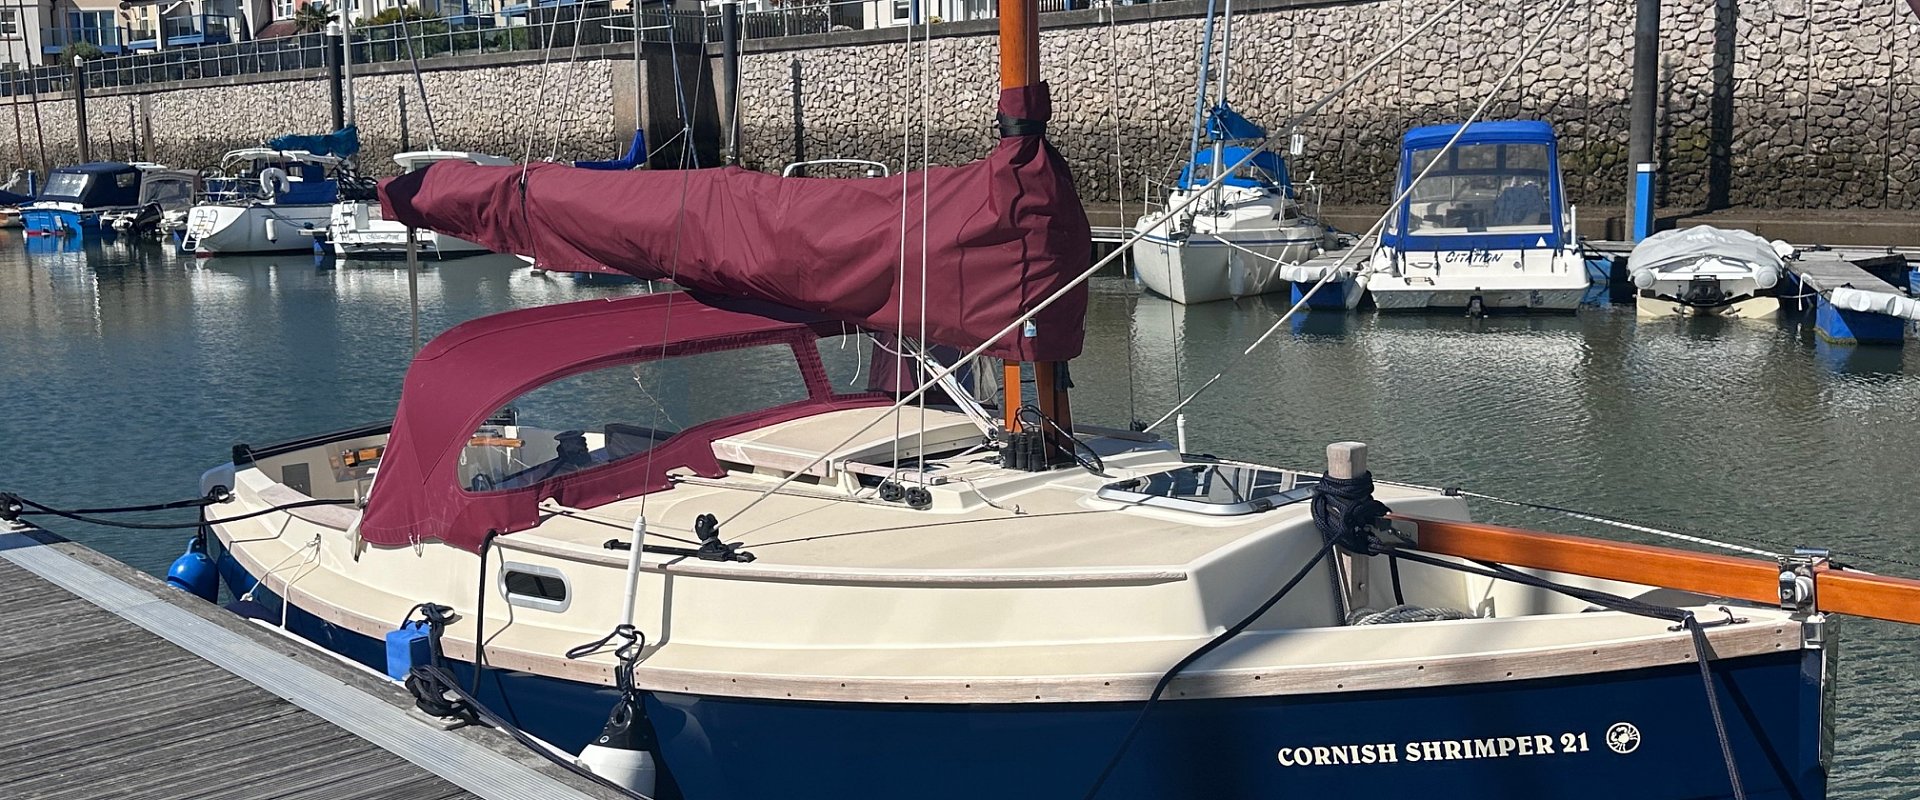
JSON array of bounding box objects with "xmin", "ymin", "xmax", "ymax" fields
[{"xmin": 1097, "ymin": 464, "xmax": 1316, "ymax": 516}]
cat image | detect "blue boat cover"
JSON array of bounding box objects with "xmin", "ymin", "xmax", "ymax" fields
[
  {"xmin": 1400, "ymin": 120, "xmax": 1557, "ymax": 151},
  {"xmin": 37, "ymin": 162, "xmax": 142, "ymax": 208},
  {"xmin": 1204, "ymin": 103, "xmax": 1265, "ymax": 142},
  {"xmin": 1385, "ymin": 119, "xmax": 1565, "ymax": 252},
  {"xmin": 1177, "ymin": 146, "xmax": 1292, "ymax": 195},
  {"xmin": 0, "ymin": 189, "xmax": 30, "ymax": 205},
  {"xmin": 268, "ymin": 125, "xmax": 361, "ymax": 158},
  {"xmin": 576, "ymin": 130, "xmax": 647, "ymax": 171}
]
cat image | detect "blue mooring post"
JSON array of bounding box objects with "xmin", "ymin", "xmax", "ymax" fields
[
  {"xmin": 1627, "ymin": 0, "xmax": 1659, "ymax": 242},
  {"xmin": 1632, "ymin": 163, "xmax": 1656, "ymax": 242}
]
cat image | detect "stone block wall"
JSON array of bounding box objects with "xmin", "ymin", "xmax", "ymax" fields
[
  {"xmin": 735, "ymin": 0, "xmax": 1920, "ymax": 210},
  {"xmin": 0, "ymin": 58, "xmax": 621, "ymax": 179}
]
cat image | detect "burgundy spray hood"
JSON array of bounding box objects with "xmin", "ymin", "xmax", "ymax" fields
[{"xmin": 379, "ymin": 84, "xmax": 1090, "ymax": 363}]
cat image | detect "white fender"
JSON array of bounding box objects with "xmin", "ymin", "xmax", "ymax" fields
[
  {"xmin": 265, "ymin": 217, "xmax": 279, "ymax": 243},
  {"xmin": 577, "ymin": 743, "xmax": 657, "ymax": 796}
]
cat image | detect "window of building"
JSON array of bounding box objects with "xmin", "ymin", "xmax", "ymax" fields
[
  {"xmin": 0, "ymin": 11, "xmax": 19, "ymax": 39},
  {"xmin": 275, "ymin": 0, "xmax": 297, "ymax": 20}
]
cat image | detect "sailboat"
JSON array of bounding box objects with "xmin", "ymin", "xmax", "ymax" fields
[
  {"xmin": 182, "ymin": 147, "xmax": 347, "ymax": 254},
  {"xmin": 1131, "ymin": 0, "xmax": 1342, "ymax": 306},
  {"xmin": 183, "ymin": 2, "xmax": 1920, "ymax": 798}
]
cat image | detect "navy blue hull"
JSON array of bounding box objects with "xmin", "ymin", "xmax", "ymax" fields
[{"xmin": 217, "ymin": 553, "xmax": 1826, "ymax": 800}]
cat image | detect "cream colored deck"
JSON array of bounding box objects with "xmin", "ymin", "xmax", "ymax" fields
[{"xmin": 217, "ymin": 407, "xmax": 1804, "ymax": 705}]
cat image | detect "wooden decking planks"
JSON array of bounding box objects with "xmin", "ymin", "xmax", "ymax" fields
[
  {"xmin": 0, "ymin": 555, "xmax": 475, "ymax": 800},
  {"xmin": 1784, "ymin": 251, "xmax": 1904, "ymax": 295},
  {"xmin": 0, "ymin": 526, "xmax": 624, "ymax": 800}
]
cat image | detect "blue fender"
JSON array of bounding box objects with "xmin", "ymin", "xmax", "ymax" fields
[{"xmin": 165, "ymin": 536, "xmax": 219, "ymax": 602}]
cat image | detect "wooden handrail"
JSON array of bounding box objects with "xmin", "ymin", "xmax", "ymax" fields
[{"xmin": 1394, "ymin": 514, "xmax": 1920, "ymax": 626}]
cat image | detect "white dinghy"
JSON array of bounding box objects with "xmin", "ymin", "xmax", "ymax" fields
[{"xmin": 1628, "ymin": 226, "xmax": 1787, "ymax": 317}]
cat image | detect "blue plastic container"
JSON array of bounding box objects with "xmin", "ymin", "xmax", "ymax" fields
[{"xmin": 385, "ymin": 620, "xmax": 433, "ymax": 681}]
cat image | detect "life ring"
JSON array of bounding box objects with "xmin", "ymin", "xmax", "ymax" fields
[{"xmin": 259, "ymin": 167, "xmax": 291, "ymax": 197}]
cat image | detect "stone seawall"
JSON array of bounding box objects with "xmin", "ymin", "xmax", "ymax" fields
[
  {"xmin": 735, "ymin": 0, "xmax": 1920, "ymax": 211},
  {"xmin": 0, "ymin": 0, "xmax": 1910, "ymax": 213},
  {"xmin": 0, "ymin": 55, "xmax": 635, "ymax": 178}
]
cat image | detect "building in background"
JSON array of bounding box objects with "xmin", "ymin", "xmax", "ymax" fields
[{"xmin": 0, "ymin": 0, "xmax": 49, "ymax": 70}]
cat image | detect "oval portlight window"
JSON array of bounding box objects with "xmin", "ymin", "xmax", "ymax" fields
[{"xmin": 500, "ymin": 563, "xmax": 570, "ymax": 612}]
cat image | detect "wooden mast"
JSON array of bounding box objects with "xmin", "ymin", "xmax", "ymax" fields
[{"xmin": 996, "ymin": 0, "xmax": 1074, "ymax": 449}]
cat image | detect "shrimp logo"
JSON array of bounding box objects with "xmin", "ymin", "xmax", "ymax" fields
[{"xmin": 1605, "ymin": 722, "xmax": 1642, "ymax": 754}]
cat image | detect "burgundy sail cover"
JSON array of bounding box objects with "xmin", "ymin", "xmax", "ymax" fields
[{"xmin": 379, "ymin": 84, "xmax": 1090, "ymax": 362}]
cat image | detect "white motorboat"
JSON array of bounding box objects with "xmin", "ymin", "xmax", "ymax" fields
[
  {"xmin": 1367, "ymin": 121, "xmax": 1589, "ymax": 313},
  {"xmin": 1131, "ymin": 0, "xmax": 1346, "ymax": 306},
  {"xmin": 330, "ymin": 150, "xmax": 512, "ymax": 258},
  {"xmin": 1628, "ymin": 226, "xmax": 1787, "ymax": 317},
  {"xmin": 182, "ymin": 148, "xmax": 345, "ymax": 255}
]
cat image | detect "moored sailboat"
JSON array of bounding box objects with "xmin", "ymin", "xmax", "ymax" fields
[
  {"xmin": 329, "ymin": 150, "xmax": 512, "ymax": 258},
  {"xmin": 184, "ymin": 2, "xmax": 1920, "ymax": 799},
  {"xmin": 182, "ymin": 147, "xmax": 347, "ymax": 255},
  {"xmin": 1131, "ymin": 0, "xmax": 1342, "ymax": 306}
]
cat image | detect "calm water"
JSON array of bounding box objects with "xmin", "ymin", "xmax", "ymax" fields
[{"xmin": 1, "ymin": 235, "xmax": 1915, "ymax": 793}]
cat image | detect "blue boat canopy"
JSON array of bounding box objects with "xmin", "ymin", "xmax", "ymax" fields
[
  {"xmin": 37, "ymin": 162, "xmax": 143, "ymax": 208},
  {"xmin": 268, "ymin": 125, "xmax": 361, "ymax": 159},
  {"xmin": 1400, "ymin": 120, "xmax": 1557, "ymax": 151},
  {"xmin": 1204, "ymin": 103, "xmax": 1265, "ymax": 142},
  {"xmin": 1178, "ymin": 146, "xmax": 1292, "ymax": 195},
  {"xmin": 575, "ymin": 129, "xmax": 647, "ymax": 171},
  {"xmin": 1384, "ymin": 120, "xmax": 1566, "ymax": 252}
]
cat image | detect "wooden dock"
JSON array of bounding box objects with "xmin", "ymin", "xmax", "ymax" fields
[{"xmin": 0, "ymin": 522, "xmax": 626, "ymax": 800}]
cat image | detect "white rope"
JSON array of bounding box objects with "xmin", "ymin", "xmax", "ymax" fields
[
  {"xmin": 1144, "ymin": 0, "xmax": 1578, "ymax": 432},
  {"xmin": 710, "ymin": 0, "xmax": 1473, "ymax": 533},
  {"xmin": 916, "ymin": 11, "xmax": 932, "ymax": 477},
  {"xmin": 547, "ymin": 7, "xmax": 596, "ymax": 161},
  {"xmin": 891, "ymin": 21, "xmax": 915, "ymax": 476}
]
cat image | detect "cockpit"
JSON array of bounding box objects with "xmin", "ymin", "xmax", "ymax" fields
[{"xmin": 1401, "ymin": 140, "xmax": 1556, "ymax": 235}]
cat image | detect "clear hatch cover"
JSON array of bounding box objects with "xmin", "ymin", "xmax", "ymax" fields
[{"xmin": 1098, "ymin": 463, "xmax": 1317, "ymax": 516}]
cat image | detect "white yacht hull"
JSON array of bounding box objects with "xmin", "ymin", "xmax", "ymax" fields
[
  {"xmin": 329, "ymin": 201, "xmax": 490, "ymax": 258},
  {"xmin": 1368, "ymin": 247, "xmax": 1589, "ymax": 312},
  {"xmin": 184, "ymin": 204, "xmax": 333, "ymax": 254},
  {"xmin": 1133, "ymin": 223, "xmax": 1325, "ymax": 304}
]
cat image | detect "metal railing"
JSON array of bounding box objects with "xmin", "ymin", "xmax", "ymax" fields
[
  {"xmin": 725, "ymin": 0, "xmax": 1115, "ymax": 39},
  {"xmin": 0, "ymin": 0, "xmax": 1154, "ymax": 99},
  {"xmin": 1, "ymin": 7, "xmax": 706, "ymax": 97}
]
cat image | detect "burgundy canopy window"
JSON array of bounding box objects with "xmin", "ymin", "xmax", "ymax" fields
[{"xmin": 357, "ymin": 293, "xmax": 893, "ymax": 553}]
